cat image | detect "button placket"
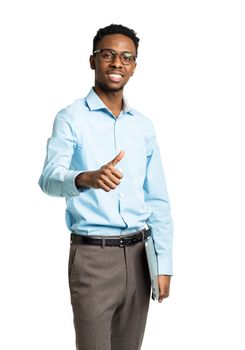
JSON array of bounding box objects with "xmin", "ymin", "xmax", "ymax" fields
[
  {"xmin": 113, "ymin": 117, "xmax": 127, "ymax": 226},
  {"xmin": 114, "ymin": 118, "xmax": 122, "ymax": 156}
]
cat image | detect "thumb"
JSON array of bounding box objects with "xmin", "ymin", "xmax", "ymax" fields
[{"xmin": 110, "ymin": 150, "xmax": 125, "ymax": 167}]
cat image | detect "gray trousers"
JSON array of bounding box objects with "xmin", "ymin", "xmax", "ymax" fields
[{"xmin": 68, "ymin": 238, "xmax": 151, "ymax": 350}]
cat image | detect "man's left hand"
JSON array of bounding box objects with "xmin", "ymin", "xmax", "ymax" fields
[{"xmin": 158, "ymin": 275, "xmax": 171, "ymax": 303}]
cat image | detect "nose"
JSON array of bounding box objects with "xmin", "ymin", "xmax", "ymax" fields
[{"xmin": 109, "ymin": 54, "xmax": 122, "ymax": 68}]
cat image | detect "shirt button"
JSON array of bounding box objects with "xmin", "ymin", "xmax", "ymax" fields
[
  {"xmin": 119, "ymin": 192, "xmax": 125, "ymax": 198},
  {"xmin": 116, "ymin": 144, "xmax": 122, "ymax": 152}
]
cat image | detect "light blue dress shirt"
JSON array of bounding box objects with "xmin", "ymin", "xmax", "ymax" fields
[{"xmin": 39, "ymin": 88, "xmax": 173, "ymax": 275}]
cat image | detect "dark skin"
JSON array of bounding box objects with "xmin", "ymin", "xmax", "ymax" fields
[
  {"xmin": 75, "ymin": 34, "xmax": 171, "ymax": 303},
  {"xmin": 90, "ymin": 34, "xmax": 136, "ymax": 116}
]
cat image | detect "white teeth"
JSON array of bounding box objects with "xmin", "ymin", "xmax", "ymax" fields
[{"xmin": 109, "ymin": 73, "xmax": 122, "ymax": 77}]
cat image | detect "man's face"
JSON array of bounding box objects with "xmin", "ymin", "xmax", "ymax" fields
[{"xmin": 90, "ymin": 34, "xmax": 137, "ymax": 93}]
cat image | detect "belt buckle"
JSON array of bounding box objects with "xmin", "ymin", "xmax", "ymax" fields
[
  {"xmin": 119, "ymin": 236, "xmax": 125, "ymax": 247},
  {"xmin": 119, "ymin": 236, "xmax": 131, "ymax": 247}
]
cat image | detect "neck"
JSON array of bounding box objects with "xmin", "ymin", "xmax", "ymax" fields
[{"xmin": 93, "ymin": 86, "xmax": 124, "ymax": 117}]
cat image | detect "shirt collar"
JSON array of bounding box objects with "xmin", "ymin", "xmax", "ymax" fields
[{"xmin": 85, "ymin": 88, "xmax": 134, "ymax": 116}]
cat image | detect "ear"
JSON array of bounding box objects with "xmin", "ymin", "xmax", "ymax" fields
[{"xmin": 90, "ymin": 55, "xmax": 96, "ymax": 70}]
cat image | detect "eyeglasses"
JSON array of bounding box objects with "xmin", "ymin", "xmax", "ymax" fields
[{"xmin": 93, "ymin": 48, "xmax": 137, "ymax": 65}]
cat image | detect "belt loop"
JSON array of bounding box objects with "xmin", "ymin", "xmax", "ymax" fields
[
  {"xmin": 101, "ymin": 237, "xmax": 105, "ymax": 249},
  {"xmin": 141, "ymin": 230, "xmax": 145, "ymax": 243}
]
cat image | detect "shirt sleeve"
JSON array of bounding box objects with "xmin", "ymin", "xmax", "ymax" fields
[
  {"xmin": 143, "ymin": 124, "xmax": 173, "ymax": 275},
  {"xmin": 38, "ymin": 112, "xmax": 90, "ymax": 197}
]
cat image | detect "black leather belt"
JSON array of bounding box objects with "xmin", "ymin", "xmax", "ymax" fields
[{"xmin": 71, "ymin": 228, "xmax": 151, "ymax": 247}]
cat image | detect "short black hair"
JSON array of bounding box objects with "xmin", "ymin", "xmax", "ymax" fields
[{"xmin": 93, "ymin": 24, "xmax": 140, "ymax": 54}]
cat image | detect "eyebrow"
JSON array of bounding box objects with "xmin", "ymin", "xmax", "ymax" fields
[{"xmin": 100, "ymin": 48, "xmax": 135, "ymax": 55}]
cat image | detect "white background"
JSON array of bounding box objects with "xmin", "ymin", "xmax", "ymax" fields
[{"xmin": 1, "ymin": 0, "xmax": 245, "ymax": 349}]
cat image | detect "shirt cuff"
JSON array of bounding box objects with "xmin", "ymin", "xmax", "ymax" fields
[
  {"xmin": 64, "ymin": 171, "xmax": 91, "ymax": 197},
  {"xmin": 157, "ymin": 254, "xmax": 173, "ymax": 276}
]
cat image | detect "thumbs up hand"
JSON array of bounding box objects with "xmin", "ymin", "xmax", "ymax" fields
[{"xmin": 75, "ymin": 151, "xmax": 125, "ymax": 192}]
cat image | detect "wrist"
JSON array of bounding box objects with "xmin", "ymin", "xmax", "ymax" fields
[
  {"xmin": 75, "ymin": 172, "xmax": 90, "ymax": 189},
  {"xmin": 158, "ymin": 274, "xmax": 171, "ymax": 278}
]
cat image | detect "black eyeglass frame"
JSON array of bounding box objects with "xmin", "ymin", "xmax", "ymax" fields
[{"xmin": 93, "ymin": 48, "xmax": 137, "ymax": 65}]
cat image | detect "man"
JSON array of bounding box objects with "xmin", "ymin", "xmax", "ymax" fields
[{"xmin": 39, "ymin": 24, "xmax": 173, "ymax": 350}]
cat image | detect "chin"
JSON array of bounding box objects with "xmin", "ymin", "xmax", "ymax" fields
[{"xmin": 97, "ymin": 82, "xmax": 125, "ymax": 93}]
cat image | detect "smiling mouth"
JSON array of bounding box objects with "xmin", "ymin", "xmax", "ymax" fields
[{"xmin": 107, "ymin": 73, "xmax": 123, "ymax": 82}]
